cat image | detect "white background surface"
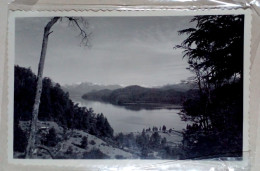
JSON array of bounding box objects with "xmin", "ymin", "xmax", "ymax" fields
[{"xmin": 0, "ymin": 0, "xmax": 260, "ymax": 171}]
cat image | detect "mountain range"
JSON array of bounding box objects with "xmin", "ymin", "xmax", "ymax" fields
[
  {"xmin": 62, "ymin": 82, "xmax": 122, "ymax": 97},
  {"xmin": 63, "ymin": 81, "xmax": 196, "ymax": 98},
  {"xmin": 82, "ymin": 84, "xmax": 198, "ymax": 107}
]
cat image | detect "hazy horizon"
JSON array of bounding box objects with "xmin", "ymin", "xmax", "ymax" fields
[
  {"xmin": 61, "ymin": 80, "xmax": 193, "ymax": 88},
  {"xmin": 15, "ymin": 16, "xmax": 195, "ymax": 86}
]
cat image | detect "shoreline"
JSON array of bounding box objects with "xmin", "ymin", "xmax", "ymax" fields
[{"xmin": 77, "ymin": 96, "xmax": 183, "ymax": 110}]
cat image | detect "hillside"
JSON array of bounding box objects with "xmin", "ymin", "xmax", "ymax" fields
[
  {"xmin": 82, "ymin": 85, "xmax": 193, "ymax": 107},
  {"xmin": 14, "ymin": 65, "xmax": 188, "ymax": 160},
  {"xmin": 15, "ymin": 121, "xmax": 134, "ymax": 159},
  {"xmin": 15, "ymin": 121, "xmax": 184, "ymax": 159},
  {"xmin": 14, "ymin": 66, "xmax": 114, "ymax": 156}
]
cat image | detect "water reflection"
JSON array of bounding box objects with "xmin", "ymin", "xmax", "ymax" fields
[{"xmin": 71, "ymin": 96, "xmax": 188, "ymax": 133}]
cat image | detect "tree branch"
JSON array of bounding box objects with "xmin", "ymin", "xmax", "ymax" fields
[
  {"xmin": 35, "ymin": 145, "xmax": 56, "ymax": 159},
  {"xmin": 65, "ymin": 17, "xmax": 91, "ymax": 46},
  {"xmin": 47, "ymin": 31, "xmax": 54, "ymax": 36}
]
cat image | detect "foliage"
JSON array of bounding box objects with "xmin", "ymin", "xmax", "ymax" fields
[
  {"xmin": 14, "ymin": 66, "xmax": 36, "ymax": 121},
  {"xmin": 82, "ymin": 85, "xmax": 189, "ymax": 106},
  {"xmin": 81, "ymin": 136, "xmax": 88, "ymax": 149},
  {"xmin": 13, "ymin": 121, "xmax": 28, "ymax": 153},
  {"xmin": 149, "ymin": 132, "xmax": 161, "ymax": 149},
  {"xmin": 83, "ymin": 148, "xmax": 110, "ymax": 159},
  {"xmin": 89, "ymin": 140, "xmax": 96, "ymax": 145},
  {"xmin": 14, "ymin": 65, "xmax": 114, "ymax": 153},
  {"xmin": 176, "ymin": 15, "xmax": 244, "ymax": 158},
  {"xmin": 162, "ymin": 125, "xmax": 166, "ymax": 133},
  {"xmin": 136, "ymin": 130, "xmax": 149, "ymax": 148},
  {"xmin": 114, "ymin": 130, "xmax": 178, "ymax": 159},
  {"xmin": 66, "ymin": 146, "xmax": 73, "ymax": 155},
  {"xmin": 115, "ymin": 155, "xmax": 125, "ymax": 159},
  {"xmin": 44, "ymin": 127, "xmax": 58, "ymax": 147},
  {"xmin": 96, "ymin": 113, "xmax": 114, "ymax": 138},
  {"xmin": 160, "ymin": 145, "xmax": 184, "ymax": 159},
  {"xmin": 161, "ymin": 137, "xmax": 167, "ymax": 146},
  {"xmin": 176, "ymin": 15, "xmax": 244, "ymax": 86}
]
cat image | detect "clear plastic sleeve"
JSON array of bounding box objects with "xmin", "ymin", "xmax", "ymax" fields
[{"xmin": 0, "ymin": 0, "xmax": 260, "ymax": 171}]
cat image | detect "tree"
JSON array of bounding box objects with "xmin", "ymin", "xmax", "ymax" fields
[
  {"xmin": 175, "ymin": 15, "xmax": 244, "ymax": 158},
  {"xmin": 149, "ymin": 132, "xmax": 161, "ymax": 149},
  {"xmin": 96, "ymin": 113, "xmax": 114, "ymax": 137},
  {"xmin": 44, "ymin": 127, "xmax": 58, "ymax": 147},
  {"xmin": 162, "ymin": 125, "xmax": 166, "ymax": 133},
  {"xmin": 161, "ymin": 137, "xmax": 167, "ymax": 146},
  {"xmin": 136, "ymin": 130, "xmax": 149, "ymax": 149},
  {"xmin": 81, "ymin": 136, "xmax": 88, "ymax": 149},
  {"xmin": 66, "ymin": 146, "xmax": 73, "ymax": 155},
  {"xmin": 83, "ymin": 148, "xmax": 109, "ymax": 159},
  {"xmin": 175, "ymin": 15, "xmax": 244, "ymax": 87},
  {"xmin": 175, "ymin": 15, "xmax": 244, "ymax": 130},
  {"xmin": 141, "ymin": 146, "xmax": 149, "ymax": 158},
  {"xmin": 26, "ymin": 17, "xmax": 90, "ymax": 158},
  {"xmin": 13, "ymin": 121, "xmax": 27, "ymax": 153}
]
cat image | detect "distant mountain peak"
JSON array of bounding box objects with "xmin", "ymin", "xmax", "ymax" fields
[
  {"xmin": 124, "ymin": 85, "xmax": 143, "ymax": 89},
  {"xmin": 62, "ymin": 82, "xmax": 122, "ymax": 97}
]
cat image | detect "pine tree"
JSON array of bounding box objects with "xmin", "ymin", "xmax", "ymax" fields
[
  {"xmin": 149, "ymin": 132, "xmax": 161, "ymax": 149},
  {"xmin": 161, "ymin": 137, "xmax": 167, "ymax": 146},
  {"xmin": 45, "ymin": 127, "xmax": 57, "ymax": 147},
  {"xmin": 162, "ymin": 125, "xmax": 166, "ymax": 133},
  {"xmin": 81, "ymin": 136, "xmax": 88, "ymax": 149}
]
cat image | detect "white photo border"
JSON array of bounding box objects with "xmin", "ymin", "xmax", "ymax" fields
[{"xmin": 8, "ymin": 9, "xmax": 251, "ymax": 169}]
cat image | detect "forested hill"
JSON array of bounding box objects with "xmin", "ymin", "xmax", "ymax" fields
[
  {"xmin": 82, "ymin": 85, "xmax": 197, "ymax": 105},
  {"xmin": 14, "ymin": 65, "xmax": 114, "ymax": 148}
]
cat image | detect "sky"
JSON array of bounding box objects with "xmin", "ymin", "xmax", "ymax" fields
[{"xmin": 15, "ymin": 16, "xmax": 195, "ymax": 87}]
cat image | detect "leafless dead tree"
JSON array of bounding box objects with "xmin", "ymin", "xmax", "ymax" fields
[{"xmin": 25, "ymin": 17, "xmax": 90, "ymax": 159}]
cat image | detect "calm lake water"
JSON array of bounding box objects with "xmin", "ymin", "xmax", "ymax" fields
[{"xmin": 71, "ymin": 96, "xmax": 188, "ymax": 133}]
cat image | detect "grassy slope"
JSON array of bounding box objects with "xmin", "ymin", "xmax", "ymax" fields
[
  {"xmin": 16, "ymin": 121, "xmax": 183, "ymax": 159},
  {"xmin": 18, "ymin": 121, "xmax": 134, "ymax": 159}
]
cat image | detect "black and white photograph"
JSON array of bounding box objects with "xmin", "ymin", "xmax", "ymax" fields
[{"xmin": 11, "ymin": 11, "xmax": 250, "ymax": 161}]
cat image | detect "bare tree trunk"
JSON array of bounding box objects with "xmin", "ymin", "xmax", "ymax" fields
[{"xmin": 25, "ymin": 17, "xmax": 59, "ymax": 158}]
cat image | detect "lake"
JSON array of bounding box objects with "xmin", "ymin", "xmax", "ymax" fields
[{"xmin": 71, "ymin": 96, "xmax": 188, "ymax": 133}]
